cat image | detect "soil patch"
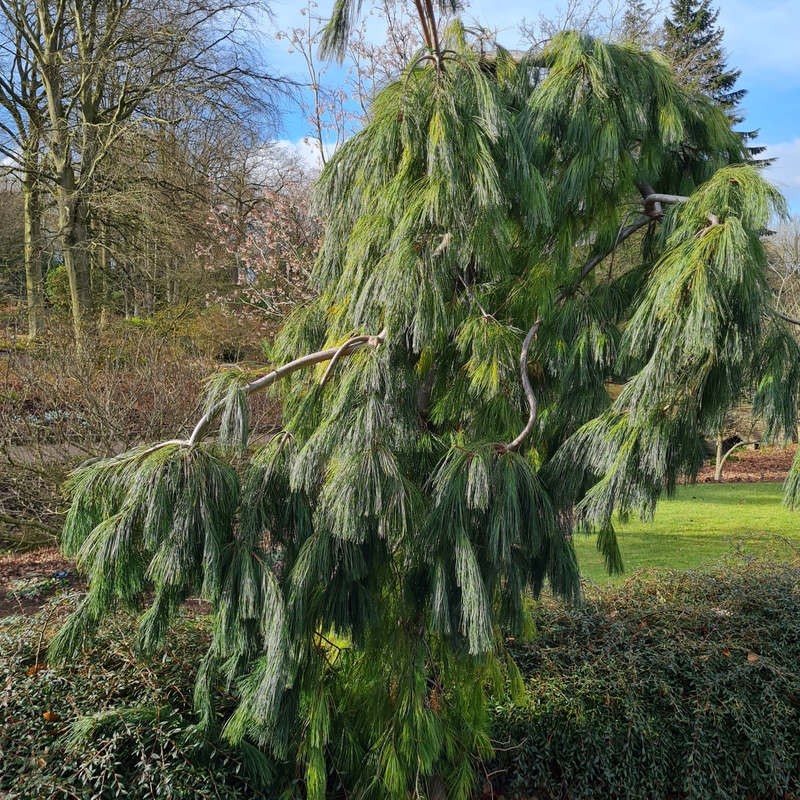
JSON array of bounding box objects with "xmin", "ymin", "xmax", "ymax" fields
[
  {"xmin": 696, "ymin": 445, "xmax": 796, "ymax": 483},
  {"xmin": 0, "ymin": 547, "xmax": 81, "ymax": 618}
]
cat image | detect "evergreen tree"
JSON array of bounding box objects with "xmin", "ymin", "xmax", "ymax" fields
[
  {"xmin": 663, "ymin": 0, "xmax": 766, "ymax": 159},
  {"xmin": 663, "ymin": 0, "xmax": 740, "ymax": 106},
  {"xmin": 50, "ymin": 3, "xmax": 797, "ymax": 798},
  {"xmin": 620, "ymin": 0, "xmax": 659, "ymax": 47}
]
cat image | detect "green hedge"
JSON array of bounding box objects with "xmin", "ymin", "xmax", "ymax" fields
[
  {"xmin": 0, "ymin": 602, "xmax": 273, "ymax": 800},
  {"xmin": 492, "ymin": 560, "xmax": 800, "ymax": 800},
  {"xmin": 3, "ymin": 562, "xmax": 799, "ymax": 799}
]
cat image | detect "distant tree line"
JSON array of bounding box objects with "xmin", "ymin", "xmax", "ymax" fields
[{"xmin": 0, "ymin": 0, "xmax": 296, "ymax": 343}]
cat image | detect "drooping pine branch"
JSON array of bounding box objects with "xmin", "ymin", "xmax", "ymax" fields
[{"xmin": 187, "ymin": 330, "xmax": 386, "ymax": 446}]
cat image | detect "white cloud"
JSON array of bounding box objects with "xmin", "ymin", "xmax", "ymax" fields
[
  {"xmin": 274, "ymin": 137, "xmax": 337, "ymax": 172},
  {"xmin": 764, "ymin": 139, "xmax": 800, "ymax": 215}
]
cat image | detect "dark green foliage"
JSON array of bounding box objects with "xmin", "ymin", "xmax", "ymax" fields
[
  {"xmin": 492, "ymin": 561, "xmax": 800, "ymax": 800},
  {"xmin": 663, "ymin": 0, "xmax": 743, "ymax": 109},
  {"xmin": 619, "ymin": 0, "xmax": 656, "ymax": 44},
  {"xmin": 0, "ymin": 605, "xmax": 274, "ymax": 800},
  {"xmin": 663, "ymin": 0, "xmax": 766, "ymax": 160}
]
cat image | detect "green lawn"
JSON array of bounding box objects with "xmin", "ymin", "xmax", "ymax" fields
[{"xmin": 574, "ymin": 482, "xmax": 800, "ymax": 585}]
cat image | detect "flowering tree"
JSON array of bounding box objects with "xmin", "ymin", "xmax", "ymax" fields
[
  {"xmin": 52, "ymin": 3, "xmax": 798, "ymax": 798},
  {"xmin": 202, "ymin": 169, "xmax": 320, "ymax": 322}
]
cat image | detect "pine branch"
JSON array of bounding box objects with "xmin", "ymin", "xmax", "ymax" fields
[
  {"xmin": 577, "ymin": 215, "xmax": 652, "ymax": 284},
  {"xmin": 507, "ymin": 186, "xmax": 716, "ymax": 453},
  {"xmin": 187, "ymin": 330, "xmax": 387, "ymax": 444},
  {"xmin": 775, "ymin": 309, "xmax": 800, "ymax": 327},
  {"xmin": 508, "ymin": 195, "xmax": 683, "ymax": 451},
  {"xmin": 319, "ymin": 334, "xmax": 376, "ymax": 387},
  {"xmin": 500, "ymin": 320, "xmax": 540, "ymax": 453},
  {"xmin": 643, "ymin": 192, "xmax": 690, "ymax": 209},
  {"xmin": 578, "ymin": 192, "xmax": 689, "ymax": 287}
]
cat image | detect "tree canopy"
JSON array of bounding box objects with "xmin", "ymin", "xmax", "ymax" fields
[{"xmin": 51, "ymin": 6, "xmax": 797, "ymax": 799}]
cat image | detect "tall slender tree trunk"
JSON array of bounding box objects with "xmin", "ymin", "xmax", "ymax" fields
[
  {"xmin": 56, "ymin": 179, "xmax": 92, "ymax": 343},
  {"xmin": 22, "ymin": 172, "xmax": 45, "ymax": 338},
  {"xmin": 98, "ymin": 221, "xmax": 112, "ymax": 330},
  {"xmin": 40, "ymin": 54, "xmax": 92, "ymax": 345}
]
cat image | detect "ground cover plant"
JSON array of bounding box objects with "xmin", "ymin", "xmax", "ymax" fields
[
  {"xmin": 2, "ymin": 558, "xmax": 798, "ymax": 799},
  {"xmin": 493, "ymin": 559, "xmax": 800, "ymax": 800},
  {"xmin": 36, "ymin": 2, "xmax": 800, "ymax": 798},
  {"xmin": 0, "ymin": 600, "xmax": 274, "ymax": 800}
]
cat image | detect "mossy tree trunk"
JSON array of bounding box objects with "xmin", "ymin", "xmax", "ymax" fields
[{"xmin": 21, "ymin": 166, "xmax": 45, "ymax": 338}]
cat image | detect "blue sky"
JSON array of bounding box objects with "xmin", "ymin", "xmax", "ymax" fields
[{"xmin": 263, "ymin": 0, "xmax": 800, "ymax": 213}]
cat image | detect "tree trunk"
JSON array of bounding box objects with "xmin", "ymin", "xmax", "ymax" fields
[
  {"xmin": 22, "ymin": 175, "xmax": 45, "ymax": 339},
  {"xmin": 97, "ymin": 222, "xmax": 111, "ymax": 330},
  {"xmin": 56, "ymin": 181, "xmax": 92, "ymax": 343},
  {"xmin": 714, "ymin": 432, "xmax": 724, "ymax": 482}
]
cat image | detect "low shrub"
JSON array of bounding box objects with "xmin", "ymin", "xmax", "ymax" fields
[
  {"xmin": 4, "ymin": 561, "xmax": 799, "ymax": 799},
  {"xmin": 0, "ymin": 598, "xmax": 274, "ymax": 799},
  {"xmin": 493, "ymin": 560, "xmax": 800, "ymax": 800}
]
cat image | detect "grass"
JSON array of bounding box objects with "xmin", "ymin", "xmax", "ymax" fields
[{"xmin": 574, "ymin": 481, "xmax": 800, "ymax": 585}]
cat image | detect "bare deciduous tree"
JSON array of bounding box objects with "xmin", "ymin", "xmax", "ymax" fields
[
  {"xmin": 0, "ymin": 0, "xmax": 281, "ymax": 343},
  {"xmin": 0, "ymin": 14, "xmax": 47, "ymax": 337}
]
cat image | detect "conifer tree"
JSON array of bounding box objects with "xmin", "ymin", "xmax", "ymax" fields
[
  {"xmin": 662, "ymin": 0, "xmax": 766, "ymax": 159},
  {"xmin": 663, "ymin": 0, "xmax": 740, "ymax": 107},
  {"xmin": 50, "ymin": 3, "xmax": 796, "ymax": 797},
  {"xmin": 619, "ymin": 0, "xmax": 659, "ymax": 47}
]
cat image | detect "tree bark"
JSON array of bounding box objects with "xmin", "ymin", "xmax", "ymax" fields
[
  {"xmin": 55, "ymin": 178, "xmax": 92, "ymax": 343},
  {"xmin": 22, "ymin": 172, "xmax": 45, "ymax": 338},
  {"xmin": 97, "ymin": 221, "xmax": 112, "ymax": 330},
  {"xmin": 714, "ymin": 432, "xmax": 724, "ymax": 482}
]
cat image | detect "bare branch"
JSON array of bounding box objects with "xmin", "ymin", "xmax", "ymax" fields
[
  {"xmin": 775, "ymin": 309, "xmax": 800, "ymax": 327},
  {"xmin": 500, "ymin": 320, "xmax": 541, "ymax": 453}
]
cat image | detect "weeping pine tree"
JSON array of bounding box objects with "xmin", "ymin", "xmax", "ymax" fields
[{"xmin": 51, "ymin": 2, "xmax": 799, "ymax": 797}]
